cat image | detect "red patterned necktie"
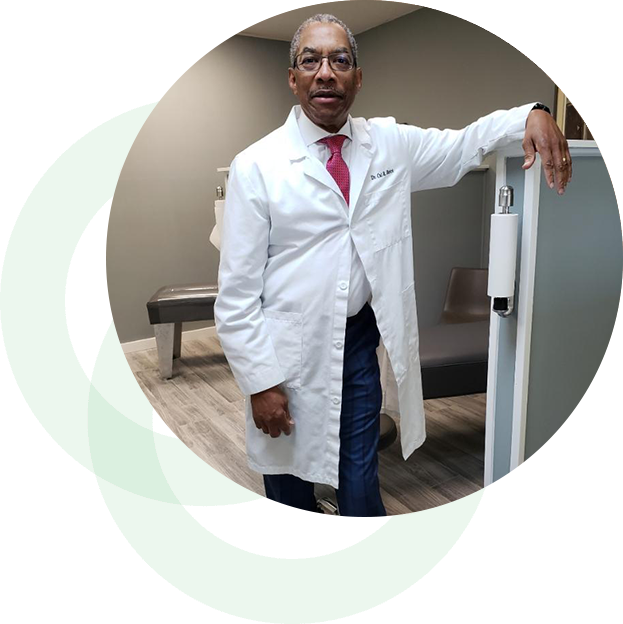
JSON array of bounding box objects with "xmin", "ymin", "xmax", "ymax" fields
[{"xmin": 319, "ymin": 135, "xmax": 350, "ymax": 206}]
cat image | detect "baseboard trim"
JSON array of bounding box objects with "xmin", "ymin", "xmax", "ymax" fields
[{"xmin": 121, "ymin": 325, "xmax": 218, "ymax": 354}]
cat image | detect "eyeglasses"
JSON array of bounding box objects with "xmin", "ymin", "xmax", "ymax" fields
[{"xmin": 293, "ymin": 52, "xmax": 355, "ymax": 72}]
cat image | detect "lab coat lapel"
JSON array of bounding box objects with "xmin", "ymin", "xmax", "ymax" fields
[
  {"xmin": 348, "ymin": 118, "xmax": 373, "ymax": 215},
  {"xmin": 284, "ymin": 106, "xmax": 344, "ymax": 200},
  {"xmin": 301, "ymin": 155, "xmax": 344, "ymax": 199}
]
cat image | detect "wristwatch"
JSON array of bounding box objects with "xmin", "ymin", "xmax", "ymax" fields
[{"xmin": 531, "ymin": 103, "xmax": 552, "ymax": 115}]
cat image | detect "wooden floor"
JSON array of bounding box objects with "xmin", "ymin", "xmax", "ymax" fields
[{"xmin": 127, "ymin": 335, "xmax": 486, "ymax": 515}]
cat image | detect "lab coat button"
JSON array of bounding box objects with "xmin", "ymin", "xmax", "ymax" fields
[
  {"xmin": 332, "ymin": 397, "xmax": 340, "ymax": 405},
  {"xmin": 339, "ymin": 282, "xmax": 347, "ymax": 290},
  {"xmin": 335, "ymin": 341, "xmax": 343, "ymax": 349}
]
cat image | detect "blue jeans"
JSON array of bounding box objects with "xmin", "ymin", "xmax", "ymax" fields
[{"xmin": 263, "ymin": 303, "xmax": 386, "ymax": 517}]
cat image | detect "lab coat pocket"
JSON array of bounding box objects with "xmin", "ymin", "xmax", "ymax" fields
[
  {"xmin": 364, "ymin": 178, "xmax": 410, "ymax": 252},
  {"xmin": 263, "ymin": 309, "xmax": 303, "ymax": 390}
]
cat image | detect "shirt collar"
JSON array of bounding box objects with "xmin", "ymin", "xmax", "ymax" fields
[{"xmin": 296, "ymin": 107, "xmax": 353, "ymax": 148}]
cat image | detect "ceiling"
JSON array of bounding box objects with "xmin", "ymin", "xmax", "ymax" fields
[{"xmin": 240, "ymin": 1, "xmax": 422, "ymax": 41}]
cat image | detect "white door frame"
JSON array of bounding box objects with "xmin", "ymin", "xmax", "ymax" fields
[{"xmin": 484, "ymin": 140, "xmax": 599, "ymax": 485}]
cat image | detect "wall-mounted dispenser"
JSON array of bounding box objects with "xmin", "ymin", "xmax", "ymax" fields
[
  {"xmin": 209, "ymin": 170, "xmax": 228, "ymax": 252},
  {"xmin": 487, "ymin": 185, "xmax": 518, "ymax": 317}
]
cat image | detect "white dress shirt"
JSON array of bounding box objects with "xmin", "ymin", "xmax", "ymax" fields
[{"xmin": 297, "ymin": 109, "xmax": 372, "ymax": 317}]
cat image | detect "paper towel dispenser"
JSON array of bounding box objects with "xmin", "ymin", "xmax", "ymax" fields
[
  {"xmin": 488, "ymin": 185, "xmax": 518, "ymax": 318},
  {"xmin": 210, "ymin": 168, "xmax": 229, "ymax": 251}
]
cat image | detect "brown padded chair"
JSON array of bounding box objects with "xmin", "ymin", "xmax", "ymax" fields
[
  {"xmin": 419, "ymin": 267, "xmax": 490, "ymax": 399},
  {"xmin": 440, "ymin": 267, "xmax": 490, "ymax": 324}
]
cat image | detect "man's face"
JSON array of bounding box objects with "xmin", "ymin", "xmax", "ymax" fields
[{"xmin": 288, "ymin": 22, "xmax": 363, "ymax": 133}]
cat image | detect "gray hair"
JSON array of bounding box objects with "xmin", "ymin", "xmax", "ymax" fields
[{"xmin": 289, "ymin": 13, "xmax": 358, "ymax": 68}]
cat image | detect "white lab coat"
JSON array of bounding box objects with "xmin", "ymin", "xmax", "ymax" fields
[{"xmin": 215, "ymin": 103, "xmax": 535, "ymax": 488}]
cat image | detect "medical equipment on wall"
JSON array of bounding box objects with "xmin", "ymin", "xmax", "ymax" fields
[
  {"xmin": 488, "ymin": 185, "xmax": 518, "ymax": 317},
  {"xmin": 209, "ymin": 168, "xmax": 229, "ymax": 251}
]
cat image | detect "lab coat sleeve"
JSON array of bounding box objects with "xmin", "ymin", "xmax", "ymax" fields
[
  {"xmin": 214, "ymin": 156, "xmax": 286, "ymax": 396},
  {"xmin": 402, "ymin": 102, "xmax": 537, "ymax": 192}
]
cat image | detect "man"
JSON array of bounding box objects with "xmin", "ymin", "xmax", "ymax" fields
[{"xmin": 214, "ymin": 14, "xmax": 571, "ymax": 517}]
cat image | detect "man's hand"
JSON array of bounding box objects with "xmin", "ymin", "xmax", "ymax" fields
[
  {"xmin": 250, "ymin": 385, "xmax": 294, "ymax": 438},
  {"xmin": 523, "ymin": 109, "xmax": 572, "ymax": 195}
]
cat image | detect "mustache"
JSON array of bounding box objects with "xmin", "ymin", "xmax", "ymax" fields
[{"xmin": 311, "ymin": 89, "xmax": 344, "ymax": 99}]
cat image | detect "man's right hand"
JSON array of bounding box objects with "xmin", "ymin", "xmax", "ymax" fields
[{"xmin": 250, "ymin": 385, "xmax": 294, "ymax": 438}]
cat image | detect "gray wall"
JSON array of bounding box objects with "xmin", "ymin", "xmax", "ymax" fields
[
  {"xmin": 526, "ymin": 156, "xmax": 623, "ymax": 472},
  {"xmin": 411, "ymin": 171, "xmax": 490, "ymax": 327},
  {"xmin": 108, "ymin": 6, "xmax": 557, "ymax": 342},
  {"xmin": 352, "ymin": 7, "xmax": 555, "ymax": 126},
  {"xmin": 107, "ymin": 35, "xmax": 293, "ymax": 343}
]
